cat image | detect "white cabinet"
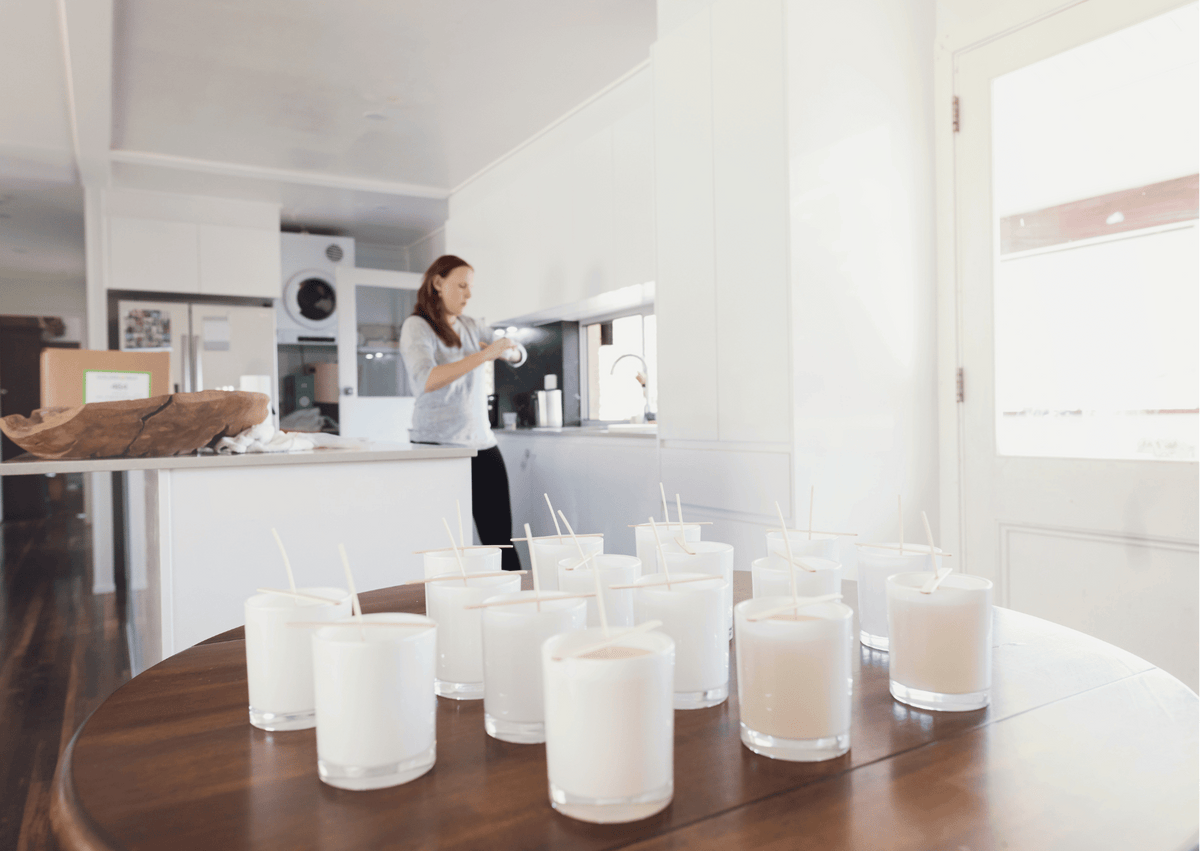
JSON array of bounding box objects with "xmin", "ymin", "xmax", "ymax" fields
[
  {"xmin": 108, "ymin": 217, "xmax": 199, "ymax": 294},
  {"xmin": 198, "ymin": 224, "xmax": 280, "ymax": 298}
]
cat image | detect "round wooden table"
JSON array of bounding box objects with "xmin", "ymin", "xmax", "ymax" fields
[{"xmin": 53, "ymin": 574, "xmax": 1198, "ymax": 850}]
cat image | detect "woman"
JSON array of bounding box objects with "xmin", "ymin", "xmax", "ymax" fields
[{"xmin": 399, "ymin": 255, "xmax": 521, "ymax": 571}]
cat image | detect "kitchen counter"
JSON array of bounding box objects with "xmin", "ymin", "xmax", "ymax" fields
[
  {"xmin": 0, "ymin": 443, "xmax": 474, "ymax": 476},
  {"xmin": 19, "ymin": 443, "xmax": 476, "ymax": 675},
  {"xmin": 494, "ymin": 424, "xmax": 657, "ymax": 438}
]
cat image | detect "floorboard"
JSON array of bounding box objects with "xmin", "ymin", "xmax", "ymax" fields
[{"xmin": 0, "ymin": 480, "xmax": 130, "ymax": 851}]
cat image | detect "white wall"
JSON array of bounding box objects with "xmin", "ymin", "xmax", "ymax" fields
[
  {"xmin": 785, "ymin": 0, "xmax": 940, "ymax": 561},
  {"xmin": 0, "ymin": 277, "xmax": 86, "ymax": 317},
  {"xmin": 445, "ymin": 65, "xmax": 654, "ymax": 323}
]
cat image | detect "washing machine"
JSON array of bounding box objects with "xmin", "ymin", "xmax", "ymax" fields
[{"xmin": 277, "ymin": 233, "xmax": 356, "ymax": 344}]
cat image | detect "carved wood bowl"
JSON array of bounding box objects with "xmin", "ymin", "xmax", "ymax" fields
[{"xmin": 0, "ymin": 390, "xmax": 270, "ymax": 460}]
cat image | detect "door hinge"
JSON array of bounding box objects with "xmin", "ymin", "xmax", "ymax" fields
[
  {"xmin": 952, "ymin": 96, "xmax": 960, "ymax": 132},
  {"xmin": 956, "ymin": 368, "xmax": 964, "ymax": 403}
]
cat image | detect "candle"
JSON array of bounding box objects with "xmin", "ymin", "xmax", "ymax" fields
[
  {"xmin": 244, "ymin": 587, "xmax": 351, "ymax": 730},
  {"xmin": 530, "ymin": 537, "xmax": 603, "ymax": 591},
  {"xmin": 635, "ymin": 523, "xmax": 701, "ymax": 574},
  {"xmin": 426, "ymin": 572, "xmax": 523, "ymax": 698},
  {"xmin": 633, "ymin": 572, "xmax": 729, "ymax": 709},
  {"xmin": 856, "ymin": 544, "xmax": 941, "ymax": 651},
  {"xmin": 556, "ymin": 554, "xmax": 640, "ymax": 628},
  {"xmin": 750, "ymin": 554, "xmax": 841, "ymax": 599},
  {"xmin": 423, "ymin": 546, "xmax": 502, "ymax": 579},
  {"xmin": 660, "ymin": 541, "xmax": 734, "ymax": 640},
  {"xmin": 886, "ymin": 572, "xmax": 993, "ymax": 711},
  {"xmin": 542, "ymin": 627, "xmax": 675, "ymax": 823},
  {"xmin": 481, "ymin": 591, "xmax": 588, "ymax": 743},
  {"xmin": 765, "ymin": 529, "xmax": 839, "ymax": 561},
  {"xmin": 311, "ymin": 613, "xmax": 437, "ymax": 789},
  {"xmin": 734, "ymin": 596, "xmax": 853, "ymax": 761}
]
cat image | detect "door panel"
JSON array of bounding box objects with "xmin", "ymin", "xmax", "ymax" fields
[{"xmin": 955, "ymin": 0, "xmax": 1199, "ymax": 690}]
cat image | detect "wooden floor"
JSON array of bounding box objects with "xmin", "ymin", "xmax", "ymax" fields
[{"xmin": 0, "ymin": 484, "xmax": 131, "ymax": 851}]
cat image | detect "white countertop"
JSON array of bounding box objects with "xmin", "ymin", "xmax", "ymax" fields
[
  {"xmin": 0, "ymin": 443, "xmax": 475, "ymax": 476},
  {"xmin": 493, "ymin": 424, "xmax": 657, "ymax": 438}
]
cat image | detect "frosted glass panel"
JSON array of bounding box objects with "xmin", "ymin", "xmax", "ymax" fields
[
  {"xmin": 356, "ymin": 285, "xmax": 417, "ymax": 398},
  {"xmin": 991, "ymin": 4, "xmax": 1199, "ymax": 461}
]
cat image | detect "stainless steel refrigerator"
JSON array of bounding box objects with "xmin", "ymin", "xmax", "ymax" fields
[{"xmin": 114, "ymin": 295, "xmax": 277, "ymax": 411}]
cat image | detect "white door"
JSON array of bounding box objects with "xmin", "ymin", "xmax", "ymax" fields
[
  {"xmin": 335, "ymin": 267, "xmax": 422, "ymax": 442},
  {"xmin": 955, "ymin": 0, "xmax": 1199, "ymax": 690}
]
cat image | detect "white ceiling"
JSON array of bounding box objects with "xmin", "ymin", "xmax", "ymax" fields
[{"xmin": 0, "ymin": 0, "xmax": 656, "ymax": 284}]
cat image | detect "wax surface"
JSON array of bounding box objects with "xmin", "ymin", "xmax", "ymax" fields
[
  {"xmin": 887, "ymin": 573, "xmax": 992, "ymax": 694},
  {"xmin": 244, "ymin": 588, "xmax": 351, "ymax": 714},
  {"xmin": 735, "ymin": 599, "xmax": 852, "ymax": 741}
]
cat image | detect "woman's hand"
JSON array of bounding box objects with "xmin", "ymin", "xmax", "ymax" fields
[{"xmin": 480, "ymin": 337, "xmax": 518, "ymax": 362}]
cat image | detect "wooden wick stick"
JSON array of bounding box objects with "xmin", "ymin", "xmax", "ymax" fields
[
  {"xmin": 588, "ymin": 554, "xmax": 610, "ymax": 638},
  {"xmin": 413, "ymin": 545, "xmax": 514, "ymax": 554},
  {"xmin": 456, "ymin": 499, "xmax": 465, "ymax": 548},
  {"xmin": 675, "ymin": 494, "xmax": 695, "ymax": 554},
  {"xmin": 338, "ymin": 543, "xmax": 365, "ymax": 641},
  {"xmin": 898, "ymin": 495, "xmax": 904, "ymax": 556},
  {"xmin": 511, "ymin": 533, "xmax": 604, "ymax": 542},
  {"xmin": 808, "ymin": 485, "xmax": 815, "ymax": 541},
  {"xmin": 609, "ymin": 575, "xmax": 714, "ymax": 591},
  {"xmin": 289, "ymin": 621, "xmax": 434, "ymax": 631},
  {"xmin": 553, "ymin": 619, "xmax": 662, "ymax": 661},
  {"xmin": 921, "ymin": 510, "xmax": 940, "ymax": 578},
  {"xmin": 270, "ymin": 527, "xmax": 297, "ymax": 597},
  {"xmin": 648, "ymin": 516, "xmax": 673, "ymax": 590},
  {"xmin": 442, "ymin": 518, "xmax": 468, "ymax": 585},
  {"xmin": 256, "ymin": 587, "xmax": 345, "ymax": 605},
  {"xmin": 525, "ymin": 522, "xmax": 541, "ymax": 612},
  {"xmin": 853, "ymin": 543, "xmax": 953, "ymax": 557},
  {"xmin": 466, "ymin": 592, "xmax": 596, "ymax": 610},
  {"xmin": 545, "ymin": 493, "xmax": 563, "ymax": 543},
  {"xmin": 921, "ymin": 567, "xmax": 953, "ymax": 594},
  {"xmin": 659, "ymin": 482, "xmax": 670, "ymax": 524},
  {"xmin": 775, "ymin": 501, "xmax": 798, "ymax": 602},
  {"xmin": 402, "ymin": 571, "xmax": 528, "ymax": 586},
  {"xmin": 780, "ymin": 555, "xmax": 819, "ymax": 573},
  {"xmin": 748, "ymin": 593, "xmax": 842, "ymax": 622},
  {"xmin": 557, "ymin": 510, "xmax": 588, "ymax": 562}
]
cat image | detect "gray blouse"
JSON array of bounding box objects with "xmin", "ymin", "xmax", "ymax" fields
[{"xmin": 399, "ymin": 314, "xmax": 496, "ymax": 449}]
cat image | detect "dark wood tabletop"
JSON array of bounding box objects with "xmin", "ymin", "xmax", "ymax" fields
[{"xmin": 52, "ymin": 574, "xmax": 1199, "ymax": 851}]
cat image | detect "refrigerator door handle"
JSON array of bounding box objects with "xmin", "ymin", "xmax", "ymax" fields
[
  {"xmin": 180, "ymin": 334, "xmax": 192, "ymax": 393},
  {"xmin": 191, "ymin": 333, "xmax": 203, "ymax": 392}
]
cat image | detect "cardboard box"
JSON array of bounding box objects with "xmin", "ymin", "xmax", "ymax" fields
[
  {"xmin": 41, "ymin": 349, "xmax": 170, "ymax": 408},
  {"xmin": 306, "ymin": 362, "xmax": 340, "ymax": 404}
]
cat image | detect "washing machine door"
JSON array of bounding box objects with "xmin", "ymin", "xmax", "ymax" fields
[{"xmin": 283, "ymin": 269, "xmax": 338, "ymax": 331}]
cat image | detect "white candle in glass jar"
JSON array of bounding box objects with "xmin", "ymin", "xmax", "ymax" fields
[
  {"xmin": 482, "ymin": 591, "xmax": 587, "ymax": 743},
  {"xmin": 530, "ymin": 537, "xmax": 603, "ymax": 591},
  {"xmin": 423, "ymin": 546, "xmax": 502, "ymax": 579},
  {"xmin": 765, "ymin": 530, "xmax": 838, "ymax": 561},
  {"xmin": 542, "ymin": 627, "xmax": 675, "ymax": 824},
  {"xmin": 750, "ymin": 554, "xmax": 841, "ymax": 600},
  {"xmin": 660, "ymin": 541, "xmax": 734, "ymax": 640},
  {"xmin": 244, "ymin": 587, "xmax": 351, "ymax": 731},
  {"xmin": 886, "ymin": 572, "xmax": 993, "ymax": 712},
  {"xmin": 311, "ymin": 613, "xmax": 437, "ymax": 790},
  {"xmin": 556, "ymin": 554, "xmax": 640, "ymax": 628},
  {"xmin": 636, "ymin": 523, "xmax": 701, "ymax": 574},
  {"xmin": 734, "ymin": 597, "xmax": 853, "ymax": 762},
  {"xmin": 856, "ymin": 545, "xmax": 941, "ymax": 651},
  {"xmin": 633, "ymin": 572, "xmax": 729, "ymax": 709},
  {"xmin": 425, "ymin": 572, "xmax": 523, "ymax": 699}
]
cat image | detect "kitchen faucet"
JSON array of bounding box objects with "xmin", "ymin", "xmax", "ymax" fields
[{"xmin": 610, "ymin": 353, "xmax": 653, "ymax": 422}]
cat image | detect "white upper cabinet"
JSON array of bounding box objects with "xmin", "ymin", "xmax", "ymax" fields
[
  {"xmin": 108, "ymin": 216, "xmax": 200, "ymax": 294},
  {"xmin": 198, "ymin": 224, "xmax": 280, "ymax": 298},
  {"xmin": 105, "ymin": 190, "xmax": 281, "ymax": 298}
]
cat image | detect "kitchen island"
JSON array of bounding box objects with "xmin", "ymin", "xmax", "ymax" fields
[{"xmin": 0, "ymin": 444, "xmax": 474, "ymax": 673}]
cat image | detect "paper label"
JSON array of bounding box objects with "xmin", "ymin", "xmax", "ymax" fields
[
  {"xmin": 84, "ymin": 370, "xmax": 152, "ymax": 403},
  {"xmin": 202, "ymin": 316, "xmax": 231, "ymax": 351}
]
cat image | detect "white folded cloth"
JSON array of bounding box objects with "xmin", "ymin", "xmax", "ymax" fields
[{"xmin": 215, "ymin": 420, "xmax": 366, "ymax": 454}]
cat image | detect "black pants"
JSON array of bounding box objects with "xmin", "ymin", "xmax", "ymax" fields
[{"xmin": 471, "ymin": 446, "xmax": 521, "ymax": 571}]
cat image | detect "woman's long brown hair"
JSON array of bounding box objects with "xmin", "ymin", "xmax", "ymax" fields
[{"xmin": 412, "ymin": 255, "xmax": 473, "ymax": 348}]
